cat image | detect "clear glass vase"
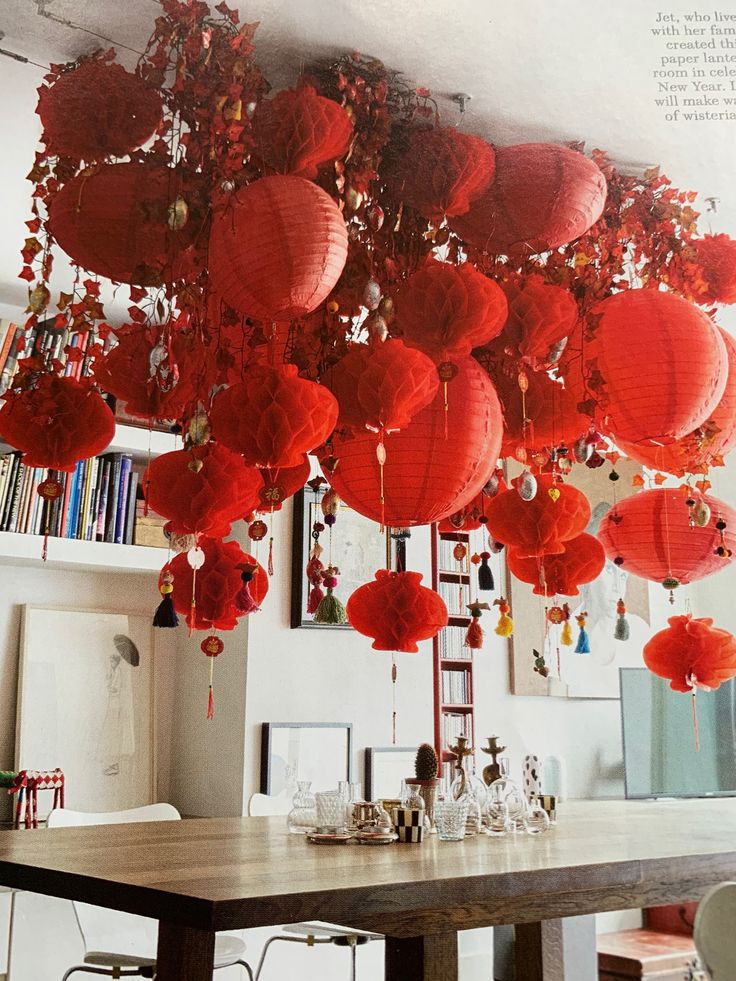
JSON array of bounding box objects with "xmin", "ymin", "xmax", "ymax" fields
[
  {"xmin": 523, "ymin": 798, "xmax": 551, "ymax": 835},
  {"xmin": 487, "ymin": 776, "xmax": 527, "ymax": 830},
  {"xmin": 287, "ymin": 780, "xmax": 316, "ymax": 834}
]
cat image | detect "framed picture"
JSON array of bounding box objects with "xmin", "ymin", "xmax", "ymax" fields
[
  {"xmin": 16, "ymin": 606, "xmax": 155, "ymax": 814},
  {"xmin": 290, "ymin": 485, "xmax": 390, "ymax": 628},
  {"xmin": 508, "ymin": 458, "xmax": 651, "ymax": 699},
  {"xmin": 364, "ymin": 747, "xmax": 417, "ymax": 801},
  {"xmin": 260, "ymin": 722, "xmax": 353, "ymax": 795}
]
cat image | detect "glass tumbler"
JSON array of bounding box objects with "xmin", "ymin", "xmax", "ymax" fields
[
  {"xmin": 315, "ymin": 790, "xmax": 347, "ymax": 830},
  {"xmin": 435, "ymin": 799, "xmax": 469, "ymax": 841}
]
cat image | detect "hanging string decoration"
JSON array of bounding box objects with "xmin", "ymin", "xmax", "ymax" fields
[
  {"xmin": 313, "ymin": 565, "xmax": 348, "ymax": 625},
  {"xmin": 574, "ymin": 612, "xmax": 590, "ymax": 653},
  {"xmin": 494, "ymin": 597, "xmax": 514, "ymax": 637},
  {"xmin": 465, "ymin": 601, "xmax": 491, "ymax": 650},
  {"xmin": 506, "ymin": 532, "xmax": 605, "ymax": 597},
  {"xmin": 346, "ymin": 570, "xmax": 448, "ymax": 651}
]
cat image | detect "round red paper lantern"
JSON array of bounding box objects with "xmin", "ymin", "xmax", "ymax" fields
[
  {"xmin": 210, "ymin": 364, "xmax": 339, "ymax": 469},
  {"xmin": 644, "ymin": 614, "xmax": 736, "ymax": 692},
  {"xmin": 327, "ymin": 356, "xmax": 503, "ymax": 526},
  {"xmin": 251, "ymin": 84, "xmax": 353, "ymax": 180},
  {"xmin": 390, "ymin": 125, "xmax": 496, "ymax": 220},
  {"xmin": 325, "ymin": 339, "xmax": 439, "ymax": 433},
  {"xmin": 208, "ymin": 175, "xmax": 348, "ymax": 322},
  {"xmin": 615, "ymin": 327, "xmax": 736, "ymax": 476},
  {"xmin": 597, "ymin": 488, "xmax": 736, "ymax": 587},
  {"xmin": 257, "ymin": 455, "xmax": 311, "ymax": 513},
  {"xmin": 693, "ymin": 234, "xmax": 736, "ymax": 305},
  {"xmin": 507, "ymin": 532, "xmax": 605, "ymax": 596},
  {"xmin": 49, "ymin": 163, "xmax": 206, "ymax": 286},
  {"xmin": 0, "ymin": 375, "xmax": 114, "ymax": 471},
  {"xmin": 346, "ymin": 569, "xmax": 448, "ymax": 652},
  {"xmin": 143, "ymin": 443, "xmax": 263, "ymax": 538},
  {"xmin": 451, "ymin": 143, "xmax": 607, "ymax": 256},
  {"xmin": 396, "ymin": 260, "xmax": 507, "ymax": 367},
  {"xmin": 586, "ymin": 290, "xmax": 728, "ymax": 446},
  {"xmin": 486, "ymin": 474, "xmax": 591, "ymax": 558},
  {"xmin": 37, "ymin": 60, "xmax": 162, "ymax": 161},
  {"xmin": 163, "ymin": 538, "xmax": 268, "ymax": 632},
  {"xmin": 495, "ymin": 274, "xmax": 579, "ymax": 369}
]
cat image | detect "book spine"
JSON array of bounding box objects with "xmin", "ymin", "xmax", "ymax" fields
[
  {"xmin": 85, "ymin": 457, "xmax": 101, "ymax": 541},
  {"xmin": 114, "ymin": 456, "xmax": 133, "ymax": 544},
  {"xmin": 124, "ymin": 471, "xmax": 139, "ymax": 545},
  {"xmin": 59, "ymin": 464, "xmax": 75, "ymax": 538},
  {"xmin": 65, "ymin": 461, "xmax": 83, "ymax": 539},
  {"xmin": 6, "ymin": 462, "xmax": 26, "ymax": 533},
  {"xmin": 96, "ymin": 458, "xmax": 111, "ymax": 541},
  {"xmin": 1, "ymin": 454, "xmax": 20, "ymax": 530},
  {"xmin": 105, "ymin": 454, "xmax": 122, "ymax": 543}
]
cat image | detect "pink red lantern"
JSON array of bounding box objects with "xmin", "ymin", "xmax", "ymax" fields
[
  {"xmin": 49, "ymin": 163, "xmax": 206, "ymax": 286},
  {"xmin": 390, "ymin": 125, "xmax": 496, "ymax": 220},
  {"xmin": 251, "ymin": 84, "xmax": 353, "ymax": 180},
  {"xmin": 585, "ymin": 290, "xmax": 728, "ymax": 446},
  {"xmin": 210, "ymin": 364, "xmax": 338, "ymax": 469},
  {"xmin": 325, "ymin": 339, "xmax": 439, "ymax": 433},
  {"xmin": 615, "ymin": 327, "xmax": 736, "ymax": 476},
  {"xmin": 0, "ymin": 375, "xmax": 114, "ymax": 471},
  {"xmin": 598, "ymin": 488, "xmax": 736, "ymax": 589},
  {"xmin": 346, "ymin": 570, "xmax": 448, "ymax": 652},
  {"xmin": 451, "ymin": 143, "xmax": 607, "ymax": 256},
  {"xmin": 693, "ymin": 234, "xmax": 736, "ymax": 305},
  {"xmin": 37, "ymin": 60, "xmax": 162, "ymax": 161},
  {"xmin": 208, "ymin": 175, "xmax": 348, "ymax": 322},
  {"xmin": 327, "ymin": 356, "xmax": 503, "ymax": 526},
  {"xmin": 507, "ymin": 532, "xmax": 605, "ymax": 596},
  {"xmin": 644, "ymin": 614, "xmax": 736, "ymax": 692},
  {"xmin": 486, "ymin": 474, "xmax": 591, "ymax": 558},
  {"xmin": 396, "ymin": 260, "xmax": 507, "ymax": 367},
  {"xmin": 143, "ymin": 443, "xmax": 263, "ymax": 538},
  {"xmin": 495, "ymin": 274, "xmax": 579, "ymax": 369}
]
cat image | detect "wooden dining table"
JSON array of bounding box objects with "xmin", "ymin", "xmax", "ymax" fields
[{"xmin": 0, "ymin": 798, "xmax": 734, "ymax": 980}]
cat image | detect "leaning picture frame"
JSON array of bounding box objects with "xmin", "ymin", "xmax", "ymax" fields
[
  {"xmin": 364, "ymin": 746, "xmax": 417, "ymax": 802},
  {"xmin": 290, "ymin": 484, "xmax": 390, "ymax": 629},
  {"xmin": 260, "ymin": 722, "xmax": 353, "ymax": 796}
]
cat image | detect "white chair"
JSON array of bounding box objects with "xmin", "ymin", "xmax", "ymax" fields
[
  {"xmin": 246, "ymin": 793, "xmax": 381, "ymax": 980},
  {"xmin": 694, "ymin": 881, "xmax": 736, "ymax": 979},
  {"xmin": 46, "ymin": 804, "xmax": 254, "ymax": 981}
]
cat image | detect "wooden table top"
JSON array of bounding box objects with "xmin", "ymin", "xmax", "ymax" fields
[{"xmin": 0, "ymin": 799, "xmax": 735, "ymax": 936}]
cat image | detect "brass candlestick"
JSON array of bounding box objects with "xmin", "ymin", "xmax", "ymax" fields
[
  {"xmin": 480, "ymin": 735, "xmax": 507, "ymax": 786},
  {"xmin": 448, "ymin": 735, "xmax": 474, "ymax": 800}
]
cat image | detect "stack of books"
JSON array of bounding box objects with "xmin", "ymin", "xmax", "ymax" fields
[{"xmin": 441, "ymin": 669, "xmax": 470, "ymax": 706}]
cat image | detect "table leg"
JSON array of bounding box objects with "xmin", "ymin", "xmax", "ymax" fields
[
  {"xmin": 385, "ymin": 931, "xmax": 458, "ymax": 981},
  {"xmin": 515, "ymin": 920, "xmax": 565, "ymax": 981},
  {"xmin": 155, "ymin": 920, "xmax": 216, "ymax": 980}
]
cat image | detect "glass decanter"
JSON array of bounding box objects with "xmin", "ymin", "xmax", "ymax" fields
[
  {"xmin": 487, "ymin": 776, "xmax": 527, "ymax": 830},
  {"xmin": 486, "ymin": 798, "xmax": 512, "ymax": 836},
  {"xmin": 523, "ymin": 798, "xmax": 551, "ymax": 836},
  {"xmin": 287, "ymin": 780, "xmax": 316, "ymax": 834}
]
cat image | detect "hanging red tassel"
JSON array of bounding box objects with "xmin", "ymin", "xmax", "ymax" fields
[
  {"xmin": 307, "ymin": 575, "xmax": 325, "ymax": 614},
  {"xmin": 201, "ymin": 635, "xmax": 224, "ymax": 720},
  {"xmin": 37, "ymin": 475, "xmax": 62, "ymax": 563},
  {"xmin": 465, "ymin": 600, "xmax": 490, "ymax": 649},
  {"xmin": 234, "ymin": 564, "xmax": 260, "ymax": 614}
]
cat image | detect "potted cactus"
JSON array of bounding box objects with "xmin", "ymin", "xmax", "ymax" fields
[{"xmin": 407, "ymin": 742, "xmax": 440, "ymax": 827}]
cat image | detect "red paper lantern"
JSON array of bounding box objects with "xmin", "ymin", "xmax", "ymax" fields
[
  {"xmin": 49, "ymin": 163, "xmax": 206, "ymax": 286},
  {"xmin": 693, "ymin": 234, "xmax": 736, "ymax": 305},
  {"xmin": 143, "ymin": 443, "xmax": 263, "ymax": 538},
  {"xmin": 390, "ymin": 126, "xmax": 496, "ymax": 220},
  {"xmin": 643, "ymin": 614, "xmax": 736, "ymax": 692},
  {"xmin": 327, "ymin": 356, "xmax": 503, "ymax": 526},
  {"xmin": 163, "ymin": 538, "xmax": 268, "ymax": 631},
  {"xmin": 257, "ymin": 455, "xmax": 311, "ymax": 513},
  {"xmin": 0, "ymin": 375, "xmax": 114, "ymax": 471},
  {"xmin": 210, "ymin": 364, "xmax": 339, "ymax": 469},
  {"xmin": 507, "ymin": 532, "xmax": 605, "ymax": 596},
  {"xmin": 615, "ymin": 327, "xmax": 736, "ymax": 476},
  {"xmin": 325, "ymin": 339, "xmax": 439, "ymax": 433},
  {"xmin": 586, "ymin": 290, "xmax": 728, "ymax": 446},
  {"xmin": 495, "ymin": 274, "xmax": 579, "ymax": 369},
  {"xmin": 346, "ymin": 570, "xmax": 448, "ymax": 652},
  {"xmin": 208, "ymin": 175, "xmax": 348, "ymax": 322},
  {"xmin": 597, "ymin": 488, "xmax": 736, "ymax": 587},
  {"xmin": 396, "ymin": 260, "xmax": 507, "ymax": 367},
  {"xmin": 451, "ymin": 143, "xmax": 607, "ymax": 256},
  {"xmin": 486, "ymin": 474, "xmax": 591, "ymax": 558},
  {"xmin": 37, "ymin": 60, "xmax": 162, "ymax": 160},
  {"xmin": 251, "ymin": 84, "xmax": 353, "ymax": 180}
]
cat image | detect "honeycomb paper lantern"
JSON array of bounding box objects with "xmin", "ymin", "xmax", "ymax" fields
[
  {"xmin": 346, "ymin": 569, "xmax": 448, "ymax": 652},
  {"xmin": 451, "ymin": 143, "xmax": 607, "ymax": 256},
  {"xmin": 587, "ymin": 290, "xmax": 728, "ymax": 446},
  {"xmin": 597, "ymin": 488, "xmax": 736, "ymax": 587},
  {"xmin": 208, "ymin": 175, "xmax": 348, "ymax": 322},
  {"xmin": 37, "ymin": 60, "xmax": 162, "ymax": 161},
  {"xmin": 486, "ymin": 474, "xmax": 591, "ymax": 558},
  {"xmin": 210, "ymin": 363, "xmax": 339, "ymax": 469},
  {"xmin": 390, "ymin": 125, "xmax": 496, "ymax": 220},
  {"xmin": 396, "ymin": 260, "xmax": 508, "ymax": 367},
  {"xmin": 143, "ymin": 443, "xmax": 263, "ymax": 538},
  {"xmin": 251, "ymin": 84, "xmax": 353, "ymax": 180},
  {"xmin": 693, "ymin": 234, "xmax": 736, "ymax": 305},
  {"xmin": 0, "ymin": 375, "xmax": 114, "ymax": 471},
  {"xmin": 495, "ymin": 274, "xmax": 579, "ymax": 368},
  {"xmin": 643, "ymin": 614, "xmax": 736, "ymax": 692},
  {"xmin": 507, "ymin": 532, "xmax": 606, "ymax": 596},
  {"xmin": 163, "ymin": 538, "xmax": 268, "ymax": 631},
  {"xmin": 615, "ymin": 328, "xmax": 736, "ymax": 476},
  {"xmin": 48, "ymin": 163, "xmax": 206, "ymax": 286},
  {"xmin": 325, "ymin": 339, "xmax": 439, "ymax": 433},
  {"xmin": 327, "ymin": 356, "xmax": 503, "ymax": 526}
]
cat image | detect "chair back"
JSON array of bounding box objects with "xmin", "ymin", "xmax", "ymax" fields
[
  {"xmin": 694, "ymin": 881, "xmax": 736, "ymax": 978},
  {"xmin": 46, "ymin": 804, "xmax": 181, "ymax": 962},
  {"xmin": 248, "ymin": 792, "xmax": 290, "ymax": 817}
]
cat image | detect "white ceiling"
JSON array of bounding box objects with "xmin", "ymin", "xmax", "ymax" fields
[{"xmin": 0, "ymin": 0, "xmax": 734, "ymax": 328}]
